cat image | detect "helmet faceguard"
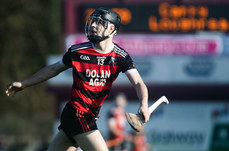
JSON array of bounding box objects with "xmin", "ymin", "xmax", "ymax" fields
[{"xmin": 85, "ymin": 7, "xmax": 121, "ymax": 43}]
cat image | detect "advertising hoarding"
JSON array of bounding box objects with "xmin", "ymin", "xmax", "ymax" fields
[{"xmin": 65, "ymin": 34, "xmax": 223, "ymax": 56}]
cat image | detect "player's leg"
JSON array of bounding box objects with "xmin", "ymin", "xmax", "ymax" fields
[
  {"xmin": 73, "ymin": 129, "xmax": 109, "ymax": 151},
  {"xmin": 47, "ymin": 130, "xmax": 77, "ymax": 151}
]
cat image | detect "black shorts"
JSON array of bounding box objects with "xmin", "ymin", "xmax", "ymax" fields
[{"xmin": 58, "ymin": 103, "xmax": 98, "ymax": 144}]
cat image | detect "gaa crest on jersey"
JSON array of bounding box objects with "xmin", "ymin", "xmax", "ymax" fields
[{"xmin": 80, "ymin": 55, "xmax": 90, "ymax": 61}]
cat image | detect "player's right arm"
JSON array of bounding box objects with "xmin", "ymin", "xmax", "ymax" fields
[{"xmin": 5, "ymin": 61, "xmax": 68, "ymax": 97}]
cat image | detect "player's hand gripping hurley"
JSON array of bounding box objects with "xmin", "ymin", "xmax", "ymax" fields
[{"xmin": 125, "ymin": 96, "xmax": 169, "ymax": 132}]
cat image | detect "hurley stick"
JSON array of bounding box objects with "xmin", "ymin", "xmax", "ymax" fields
[{"xmin": 125, "ymin": 96, "xmax": 169, "ymax": 132}]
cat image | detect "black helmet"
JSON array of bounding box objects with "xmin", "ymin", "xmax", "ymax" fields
[
  {"xmin": 91, "ymin": 7, "xmax": 121, "ymax": 30},
  {"xmin": 85, "ymin": 7, "xmax": 121, "ymax": 43}
]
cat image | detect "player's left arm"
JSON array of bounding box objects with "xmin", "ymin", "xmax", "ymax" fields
[{"xmin": 125, "ymin": 69, "xmax": 150, "ymax": 122}]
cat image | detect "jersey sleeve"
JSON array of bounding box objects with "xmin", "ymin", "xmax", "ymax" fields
[
  {"xmin": 62, "ymin": 48, "xmax": 73, "ymax": 68},
  {"xmin": 120, "ymin": 54, "xmax": 136, "ymax": 73}
]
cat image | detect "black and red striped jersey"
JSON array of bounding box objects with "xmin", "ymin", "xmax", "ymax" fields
[{"xmin": 62, "ymin": 42, "xmax": 135, "ymax": 117}]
